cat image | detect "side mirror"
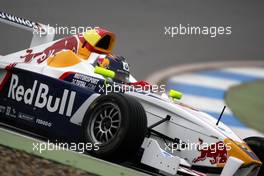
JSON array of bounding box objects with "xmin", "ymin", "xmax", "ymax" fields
[
  {"xmin": 169, "ymin": 89, "xmax": 183, "ymax": 100},
  {"xmin": 94, "ymin": 66, "xmax": 115, "ymax": 78}
]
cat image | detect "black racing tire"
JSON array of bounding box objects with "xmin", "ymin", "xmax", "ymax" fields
[
  {"xmin": 244, "ymin": 136, "xmax": 264, "ymax": 175},
  {"xmin": 82, "ymin": 93, "xmax": 147, "ymax": 161}
]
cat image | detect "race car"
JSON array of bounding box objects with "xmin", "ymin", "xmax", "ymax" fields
[{"xmin": 0, "ymin": 11, "xmax": 263, "ymax": 176}]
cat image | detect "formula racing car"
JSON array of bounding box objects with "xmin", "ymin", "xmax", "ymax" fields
[{"xmin": 0, "ymin": 11, "xmax": 263, "ymax": 176}]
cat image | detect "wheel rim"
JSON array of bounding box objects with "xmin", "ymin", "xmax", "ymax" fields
[{"xmin": 89, "ymin": 102, "xmax": 121, "ymax": 144}]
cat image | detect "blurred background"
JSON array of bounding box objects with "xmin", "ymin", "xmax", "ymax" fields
[{"xmin": 1, "ymin": 0, "xmax": 264, "ymax": 79}]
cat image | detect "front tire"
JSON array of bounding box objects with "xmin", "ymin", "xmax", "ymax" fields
[
  {"xmin": 244, "ymin": 136, "xmax": 264, "ymax": 175},
  {"xmin": 82, "ymin": 93, "xmax": 147, "ymax": 161}
]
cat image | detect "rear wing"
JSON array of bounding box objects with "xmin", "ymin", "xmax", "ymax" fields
[{"xmin": 0, "ymin": 11, "xmax": 55, "ymax": 48}]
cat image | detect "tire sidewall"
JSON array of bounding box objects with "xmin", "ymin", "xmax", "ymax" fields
[
  {"xmin": 244, "ymin": 137, "xmax": 264, "ymax": 175},
  {"xmin": 82, "ymin": 93, "xmax": 143, "ymax": 159}
]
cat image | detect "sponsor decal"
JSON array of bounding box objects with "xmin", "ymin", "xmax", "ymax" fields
[
  {"xmin": 8, "ymin": 74, "xmax": 76, "ymax": 117},
  {"xmin": 122, "ymin": 61, "xmax": 129, "ymax": 72},
  {"xmin": 0, "ymin": 105, "xmax": 6, "ymax": 114},
  {"xmin": 72, "ymin": 73, "xmax": 99, "ymax": 90},
  {"xmin": 192, "ymin": 138, "xmax": 227, "ymax": 165},
  {"xmin": 162, "ymin": 151, "xmax": 173, "ymax": 158},
  {"xmin": 0, "ymin": 11, "xmax": 45, "ymax": 34},
  {"xmin": 5, "ymin": 106, "xmax": 16, "ymax": 118},
  {"xmin": 97, "ymin": 57, "xmax": 110, "ymax": 69},
  {"xmin": 18, "ymin": 112, "xmax": 35, "ymax": 122},
  {"xmin": 36, "ymin": 118, "xmax": 52, "ymax": 127}
]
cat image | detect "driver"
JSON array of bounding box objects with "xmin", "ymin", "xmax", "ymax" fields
[{"xmin": 97, "ymin": 54, "xmax": 130, "ymax": 84}]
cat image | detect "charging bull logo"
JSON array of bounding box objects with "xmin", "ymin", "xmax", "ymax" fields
[
  {"xmin": 20, "ymin": 35, "xmax": 79, "ymax": 64},
  {"xmin": 192, "ymin": 139, "xmax": 227, "ymax": 165}
]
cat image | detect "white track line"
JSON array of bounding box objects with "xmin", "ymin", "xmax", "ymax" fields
[
  {"xmin": 169, "ymin": 74, "xmax": 240, "ymax": 90},
  {"xmin": 180, "ymin": 94, "xmax": 232, "ymax": 114},
  {"xmin": 223, "ymin": 67, "xmax": 264, "ymax": 78}
]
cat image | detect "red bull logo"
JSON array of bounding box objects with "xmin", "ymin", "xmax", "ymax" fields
[
  {"xmin": 192, "ymin": 138, "xmax": 227, "ymax": 165},
  {"xmin": 97, "ymin": 57, "xmax": 110, "ymax": 69},
  {"xmin": 20, "ymin": 35, "xmax": 80, "ymax": 64}
]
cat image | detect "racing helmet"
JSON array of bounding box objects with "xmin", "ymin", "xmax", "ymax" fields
[{"xmin": 97, "ymin": 54, "xmax": 130, "ymax": 84}]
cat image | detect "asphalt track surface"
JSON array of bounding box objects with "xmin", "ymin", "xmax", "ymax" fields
[{"xmin": 1, "ymin": 0, "xmax": 264, "ymax": 80}]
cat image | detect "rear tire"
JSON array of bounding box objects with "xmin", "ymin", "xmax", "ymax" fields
[
  {"xmin": 244, "ymin": 136, "xmax": 264, "ymax": 175},
  {"xmin": 82, "ymin": 93, "xmax": 147, "ymax": 161}
]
